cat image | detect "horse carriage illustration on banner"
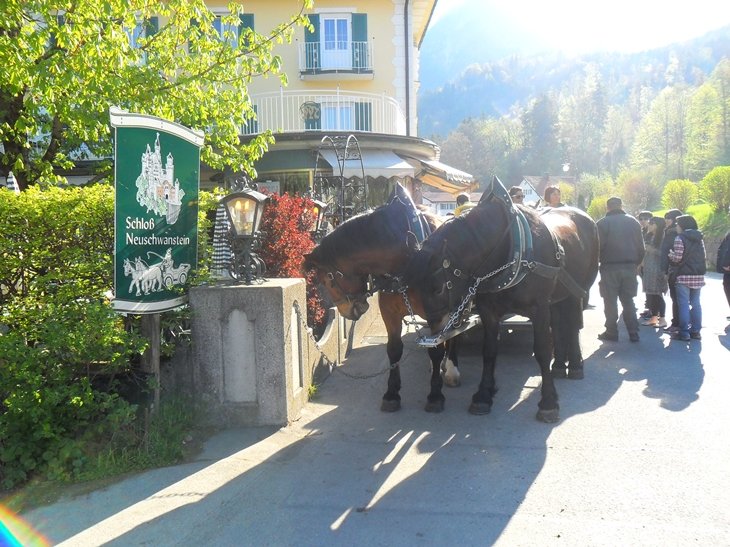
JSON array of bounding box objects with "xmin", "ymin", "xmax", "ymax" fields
[{"xmin": 122, "ymin": 248, "xmax": 191, "ymax": 296}]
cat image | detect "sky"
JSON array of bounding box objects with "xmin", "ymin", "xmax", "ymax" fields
[{"xmin": 430, "ymin": 0, "xmax": 730, "ymax": 55}]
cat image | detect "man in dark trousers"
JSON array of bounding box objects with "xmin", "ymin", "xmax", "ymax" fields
[{"xmin": 596, "ymin": 197, "xmax": 645, "ymax": 342}]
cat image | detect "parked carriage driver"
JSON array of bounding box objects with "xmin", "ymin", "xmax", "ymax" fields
[{"xmin": 596, "ymin": 196, "xmax": 646, "ymax": 342}]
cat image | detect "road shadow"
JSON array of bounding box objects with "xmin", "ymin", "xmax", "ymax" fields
[{"xmin": 55, "ymin": 325, "xmax": 629, "ymax": 546}]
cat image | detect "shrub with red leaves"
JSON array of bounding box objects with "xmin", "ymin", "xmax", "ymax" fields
[{"xmin": 259, "ymin": 193, "xmax": 326, "ymax": 333}]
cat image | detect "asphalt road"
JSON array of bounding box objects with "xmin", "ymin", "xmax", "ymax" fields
[{"xmin": 20, "ymin": 273, "xmax": 730, "ymax": 546}]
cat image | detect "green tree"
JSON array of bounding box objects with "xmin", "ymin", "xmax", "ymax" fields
[
  {"xmin": 699, "ymin": 165, "xmax": 730, "ymax": 213},
  {"xmin": 615, "ymin": 169, "xmax": 661, "ymax": 213},
  {"xmin": 685, "ymin": 83, "xmax": 722, "ymax": 180},
  {"xmin": 520, "ymin": 94, "xmax": 560, "ymax": 176},
  {"xmin": 631, "ymin": 86, "xmax": 691, "ymax": 180},
  {"xmin": 661, "ymin": 178, "xmax": 697, "ymax": 211},
  {"xmin": 709, "ymin": 58, "xmax": 730, "ymax": 166},
  {"xmin": 558, "ymin": 63, "xmax": 607, "ymax": 177},
  {"xmin": 0, "ymin": 0, "xmax": 312, "ymax": 190}
]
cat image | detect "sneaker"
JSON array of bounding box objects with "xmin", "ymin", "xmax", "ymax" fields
[
  {"xmin": 656, "ymin": 317, "xmax": 668, "ymax": 328},
  {"xmin": 629, "ymin": 332, "xmax": 640, "ymax": 342},
  {"xmin": 690, "ymin": 332, "xmax": 702, "ymax": 340},
  {"xmin": 664, "ymin": 325, "xmax": 679, "ymax": 333},
  {"xmin": 671, "ymin": 333, "xmax": 691, "ymax": 342},
  {"xmin": 598, "ymin": 331, "xmax": 618, "ymax": 341},
  {"xmin": 641, "ymin": 316, "xmax": 658, "ymax": 326}
]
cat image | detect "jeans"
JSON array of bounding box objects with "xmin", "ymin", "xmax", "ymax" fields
[
  {"xmin": 599, "ymin": 267, "xmax": 640, "ymax": 336},
  {"xmin": 675, "ymin": 283, "xmax": 702, "ymax": 337}
]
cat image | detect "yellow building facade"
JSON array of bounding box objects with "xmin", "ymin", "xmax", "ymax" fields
[{"xmin": 202, "ymin": 0, "xmax": 474, "ymax": 214}]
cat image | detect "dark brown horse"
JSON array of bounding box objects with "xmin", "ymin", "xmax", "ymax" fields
[
  {"xmin": 304, "ymin": 188, "xmax": 461, "ymax": 412},
  {"xmin": 404, "ymin": 177, "xmax": 599, "ymax": 422}
]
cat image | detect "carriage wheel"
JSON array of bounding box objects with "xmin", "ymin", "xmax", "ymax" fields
[{"xmin": 164, "ymin": 275, "xmax": 174, "ymax": 289}]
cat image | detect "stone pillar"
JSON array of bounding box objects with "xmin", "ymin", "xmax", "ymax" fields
[{"xmin": 189, "ymin": 279, "xmax": 310, "ymax": 427}]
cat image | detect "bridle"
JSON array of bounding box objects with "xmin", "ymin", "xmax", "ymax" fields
[{"xmin": 322, "ymin": 268, "xmax": 374, "ymax": 307}]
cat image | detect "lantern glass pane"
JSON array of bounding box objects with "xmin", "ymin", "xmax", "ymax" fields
[{"xmin": 227, "ymin": 197, "xmax": 256, "ymax": 235}]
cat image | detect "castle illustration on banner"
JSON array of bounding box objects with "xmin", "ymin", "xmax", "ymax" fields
[{"xmin": 135, "ymin": 133, "xmax": 184, "ymax": 225}]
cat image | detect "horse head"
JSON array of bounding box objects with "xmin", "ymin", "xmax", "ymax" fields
[
  {"xmin": 304, "ymin": 250, "xmax": 371, "ymax": 320},
  {"xmin": 303, "ymin": 196, "xmax": 433, "ymax": 321}
]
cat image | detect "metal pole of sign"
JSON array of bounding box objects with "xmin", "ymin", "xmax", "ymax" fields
[{"xmin": 140, "ymin": 313, "xmax": 161, "ymax": 413}]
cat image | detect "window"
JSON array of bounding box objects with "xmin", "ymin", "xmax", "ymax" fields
[
  {"xmin": 323, "ymin": 103, "xmax": 353, "ymax": 131},
  {"xmin": 211, "ymin": 12, "xmax": 253, "ymax": 48},
  {"xmin": 321, "ymin": 14, "xmax": 350, "ymax": 70},
  {"xmin": 127, "ymin": 17, "xmax": 158, "ymax": 52},
  {"xmin": 303, "ymin": 13, "xmax": 368, "ymax": 73},
  {"xmin": 213, "ymin": 15, "xmax": 238, "ymax": 47}
]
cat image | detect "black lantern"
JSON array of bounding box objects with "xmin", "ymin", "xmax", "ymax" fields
[
  {"xmin": 310, "ymin": 198, "xmax": 328, "ymax": 242},
  {"xmin": 220, "ymin": 189, "xmax": 268, "ymax": 284}
]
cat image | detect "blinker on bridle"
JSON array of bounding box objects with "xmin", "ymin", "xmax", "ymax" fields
[{"xmin": 325, "ymin": 269, "xmax": 373, "ymax": 306}]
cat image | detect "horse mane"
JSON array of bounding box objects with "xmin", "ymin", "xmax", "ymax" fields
[{"xmin": 309, "ymin": 202, "xmax": 444, "ymax": 268}]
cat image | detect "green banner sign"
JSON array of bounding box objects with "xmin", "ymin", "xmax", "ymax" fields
[{"xmin": 110, "ymin": 107, "xmax": 204, "ymax": 314}]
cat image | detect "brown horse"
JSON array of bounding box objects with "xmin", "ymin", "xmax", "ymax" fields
[
  {"xmin": 404, "ymin": 177, "xmax": 599, "ymax": 422},
  {"xmin": 304, "ymin": 189, "xmax": 461, "ymax": 412}
]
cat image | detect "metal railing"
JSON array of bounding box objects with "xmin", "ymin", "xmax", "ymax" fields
[
  {"xmin": 242, "ymin": 88, "xmax": 406, "ymax": 136},
  {"xmin": 298, "ymin": 41, "xmax": 372, "ymax": 73}
]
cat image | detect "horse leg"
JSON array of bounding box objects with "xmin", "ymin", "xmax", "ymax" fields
[
  {"xmin": 533, "ymin": 304, "xmax": 560, "ymax": 422},
  {"xmin": 550, "ymin": 300, "xmax": 568, "ymax": 379},
  {"xmin": 566, "ymin": 297, "xmax": 585, "ymax": 380},
  {"xmin": 380, "ymin": 304, "xmax": 404, "ymax": 412},
  {"xmin": 469, "ymin": 314, "xmax": 499, "ymax": 415},
  {"xmin": 425, "ymin": 344, "xmax": 446, "ymax": 412},
  {"xmin": 441, "ymin": 335, "xmax": 461, "ymax": 387}
]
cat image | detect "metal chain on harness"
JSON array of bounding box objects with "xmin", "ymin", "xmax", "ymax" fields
[
  {"xmin": 436, "ymin": 258, "xmax": 518, "ymax": 338},
  {"xmin": 292, "ymin": 301, "xmax": 400, "ymax": 381},
  {"xmin": 398, "ymin": 283, "xmax": 421, "ymax": 331}
]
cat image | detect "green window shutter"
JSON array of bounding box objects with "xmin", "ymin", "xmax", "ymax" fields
[
  {"xmin": 352, "ymin": 14, "xmax": 368, "ymax": 71},
  {"xmin": 188, "ymin": 18, "xmax": 199, "ymax": 54},
  {"xmin": 146, "ymin": 16, "xmax": 158, "ymax": 37},
  {"xmin": 304, "ymin": 14, "xmax": 320, "ymax": 71},
  {"xmin": 239, "ymin": 14, "xmax": 254, "ymax": 31},
  {"xmin": 50, "ymin": 14, "xmax": 65, "ymax": 49},
  {"xmin": 355, "ymin": 102, "xmax": 372, "ymax": 131}
]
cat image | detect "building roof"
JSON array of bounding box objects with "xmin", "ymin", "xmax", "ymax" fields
[
  {"xmin": 422, "ymin": 191, "xmax": 482, "ymax": 204},
  {"xmin": 522, "ymin": 175, "xmax": 576, "ymax": 198}
]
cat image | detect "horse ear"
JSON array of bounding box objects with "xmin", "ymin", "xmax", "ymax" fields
[{"xmin": 388, "ymin": 181, "xmax": 409, "ymax": 204}]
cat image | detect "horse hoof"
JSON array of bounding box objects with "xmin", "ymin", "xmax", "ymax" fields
[
  {"xmin": 425, "ymin": 399, "xmax": 445, "ymax": 413},
  {"xmin": 380, "ymin": 399, "xmax": 401, "ymax": 412},
  {"xmin": 536, "ymin": 408, "xmax": 560, "ymax": 423},
  {"xmin": 567, "ymin": 368, "xmax": 584, "ymax": 380},
  {"xmin": 468, "ymin": 402, "xmax": 492, "ymax": 415}
]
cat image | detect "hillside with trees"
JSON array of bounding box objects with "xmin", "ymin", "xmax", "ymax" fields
[{"xmin": 419, "ymin": 25, "xmax": 730, "ymax": 213}]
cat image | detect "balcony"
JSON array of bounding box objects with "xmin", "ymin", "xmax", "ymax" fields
[
  {"xmin": 298, "ymin": 41, "xmax": 373, "ymax": 77},
  {"xmin": 242, "ymin": 89, "xmax": 406, "ymax": 136}
]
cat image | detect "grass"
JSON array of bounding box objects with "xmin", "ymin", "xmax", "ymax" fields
[{"xmin": 2, "ymin": 397, "xmax": 211, "ymax": 515}]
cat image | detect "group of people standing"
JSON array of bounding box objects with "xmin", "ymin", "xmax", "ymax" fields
[{"xmin": 597, "ymin": 198, "xmax": 708, "ymax": 343}]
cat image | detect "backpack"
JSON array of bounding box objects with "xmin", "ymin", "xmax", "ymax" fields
[{"xmin": 717, "ymin": 233, "xmax": 730, "ymax": 273}]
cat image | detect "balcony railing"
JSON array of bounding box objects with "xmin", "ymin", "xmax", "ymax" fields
[
  {"xmin": 242, "ymin": 88, "xmax": 406, "ymax": 136},
  {"xmin": 298, "ymin": 41, "xmax": 373, "ymax": 74}
]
